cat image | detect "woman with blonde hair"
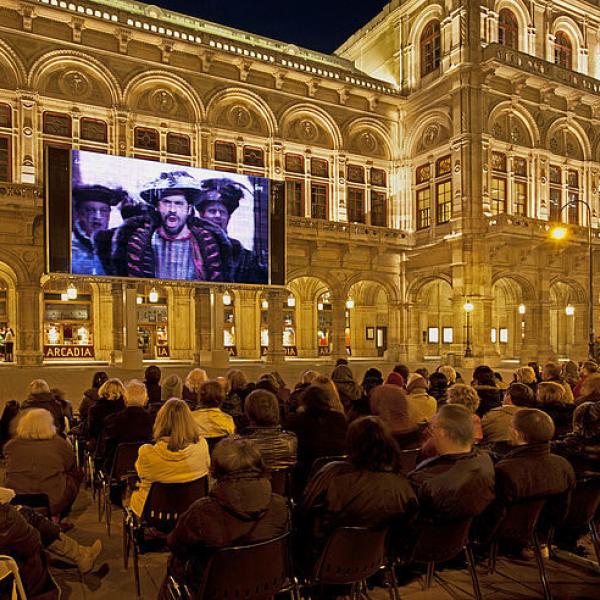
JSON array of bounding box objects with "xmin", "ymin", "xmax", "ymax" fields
[
  {"xmin": 537, "ymin": 381, "xmax": 574, "ymax": 438},
  {"xmin": 514, "ymin": 366, "xmax": 538, "ymax": 395},
  {"xmin": 87, "ymin": 378, "xmax": 126, "ymax": 448},
  {"xmin": 447, "ymin": 384, "xmax": 483, "ymax": 443},
  {"xmin": 192, "ymin": 381, "xmax": 236, "ymax": 438},
  {"xmin": 183, "ymin": 368, "xmax": 208, "ymax": 410},
  {"xmin": 4, "ymin": 409, "xmax": 82, "ymax": 517},
  {"xmin": 129, "ymin": 399, "xmax": 210, "ymax": 517}
]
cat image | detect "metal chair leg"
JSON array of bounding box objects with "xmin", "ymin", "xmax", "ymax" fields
[
  {"xmin": 488, "ymin": 542, "xmax": 498, "ymax": 574},
  {"xmin": 424, "ymin": 562, "xmax": 435, "ymax": 589},
  {"xmin": 106, "ymin": 492, "xmax": 112, "ymax": 537},
  {"xmin": 123, "ymin": 515, "xmax": 130, "ymax": 570},
  {"xmin": 465, "ymin": 545, "xmax": 483, "ymax": 600},
  {"xmin": 132, "ymin": 536, "xmax": 141, "ymax": 597},
  {"xmin": 589, "ymin": 520, "xmax": 600, "ymax": 566},
  {"xmin": 533, "ymin": 532, "xmax": 552, "ymax": 600}
]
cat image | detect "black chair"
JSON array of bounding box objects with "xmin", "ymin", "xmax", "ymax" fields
[
  {"xmin": 167, "ymin": 532, "xmax": 299, "ymax": 600},
  {"xmin": 124, "ymin": 477, "xmax": 208, "ymax": 597},
  {"xmin": 486, "ymin": 497, "xmax": 551, "ymax": 600},
  {"xmin": 270, "ymin": 465, "xmax": 293, "ymax": 499},
  {"xmin": 308, "ymin": 455, "xmax": 348, "ymax": 480},
  {"xmin": 97, "ymin": 441, "xmax": 145, "ymax": 536},
  {"xmin": 301, "ymin": 527, "xmax": 390, "ymax": 600},
  {"xmin": 11, "ymin": 493, "xmax": 51, "ymax": 518},
  {"xmin": 206, "ymin": 436, "xmax": 228, "ymax": 455},
  {"xmin": 401, "ymin": 516, "xmax": 482, "ymax": 600},
  {"xmin": 398, "ymin": 448, "xmax": 421, "ymax": 474}
]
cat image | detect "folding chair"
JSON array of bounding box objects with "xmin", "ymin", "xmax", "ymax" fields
[
  {"xmin": 398, "ymin": 448, "xmax": 421, "ymax": 474},
  {"xmin": 0, "ymin": 555, "xmax": 27, "ymax": 600},
  {"xmin": 205, "ymin": 436, "xmax": 228, "ymax": 455},
  {"xmin": 308, "ymin": 455, "xmax": 348, "ymax": 480},
  {"xmin": 270, "ymin": 465, "xmax": 294, "ymax": 498}
]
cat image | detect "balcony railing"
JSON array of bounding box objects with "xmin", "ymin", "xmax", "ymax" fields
[{"xmin": 482, "ymin": 44, "xmax": 600, "ymax": 95}]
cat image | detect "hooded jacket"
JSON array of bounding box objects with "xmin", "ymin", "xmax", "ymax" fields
[
  {"xmin": 129, "ymin": 438, "xmax": 210, "ymax": 517},
  {"xmin": 165, "ymin": 473, "xmax": 289, "ymax": 587},
  {"xmin": 331, "ymin": 365, "xmax": 361, "ymax": 410},
  {"xmin": 481, "ymin": 404, "xmax": 522, "ymax": 444},
  {"xmin": 21, "ymin": 392, "xmax": 65, "ymax": 435}
]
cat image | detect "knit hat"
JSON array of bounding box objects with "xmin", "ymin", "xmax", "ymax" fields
[
  {"xmin": 406, "ymin": 373, "xmax": 428, "ymax": 394},
  {"xmin": 385, "ymin": 372, "xmax": 405, "ymax": 388}
]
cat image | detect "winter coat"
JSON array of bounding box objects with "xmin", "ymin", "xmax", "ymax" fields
[
  {"xmin": 129, "ymin": 438, "xmax": 210, "ymax": 517},
  {"xmin": 473, "ymin": 385, "xmax": 503, "ymax": 418},
  {"xmin": 405, "ymin": 391, "xmax": 437, "ymax": 424},
  {"xmin": 0, "ymin": 504, "xmax": 57, "ymax": 599},
  {"xmin": 182, "ymin": 386, "xmax": 199, "ymax": 410},
  {"xmin": 288, "ymin": 383, "xmax": 310, "ymax": 414},
  {"xmin": 369, "ymin": 384, "xmax": 418, "ymax": 435},
  {"xmin": 145, "ymin": 381, "xmax": 162, "ymax": 405},
  {"xmin": 331, "ymin": 365, "xmax": 361, "ymax": 410},
  {"xmin": 165, "ymin": 473, "xmax": 289, "ymax": 591},
  {"xmin": 481, "ymin": 405, "xmax": 522, "ymax": 444},
  {"xmin": 191, "ymin": 407, "xmax": 235, "ymax": 438},
  {"xmin": 101, "ymin": 406, "xmax": 153, "ymax": 471},
  {"xmin": 539, "ymin": 403, "xmax": 574, "ymax": 438},
  {"xmin": 543, "ymin": 377, "xmax": 575, "ymax": 404},
  {"xmin": 4, "ymin": 436, "xmax": 78, "ymax": 515},
  {"xmin": 409, "ymin": 449, "xmax": 495, "ymax": 522},
  {"xmin": 78, "ymin": 387, "xmax": 99, "ymax": 423},
  {"xmin": 87, "ymin": 396, "xmax": 126, "ymax": 446},
  {"xmin": 574, "ymin": 390, "xmax": 600, "ymax": 407},
  {"xmin": 428, "ymin": 384, "xmax": 448, "ymax": 407},
  {"xmin": 242, "ymin": 427, "xmax": 297, "ymax": 468},
  {"xmin": 21, "ymin": 392, "xmax": 65, "ymax": 435}
]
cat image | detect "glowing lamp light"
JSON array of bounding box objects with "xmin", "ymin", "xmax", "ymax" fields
[
  {"xmin": 60, "ymin": 292, "xmax": 69, "ymax": 302},
  {"xmin": 148, "ymin": 288, "xmax": 159, "ymax": 303},
  {"xmin": 261, "ymin": 298, "xmax": 269, "ymax": 310},
  {"xmin": 346, "ymin": 298, "xmax": 355, "ymax": 309},
  {"xmin": 223, "ymin": 291, "xmax": 232, "ymax": 306},
  {"xmin": 287, "ymin": 294, "xmax": 296, "ymax": 308},
  {"xmin": 565, "ymin": 304, "xmax": 575, "ymax": 316},
  {"xmin": 518, "ymin": 304, "xmax": 526, "ymax": 315},
  {"xmin": 550, "ymin": 226, "xmax": 568, "ymax": 241},
  {"xmin": 136, "ymin": 295, "xmax": 143, "ymax": 305},
  {"xmin": 67, "ymin": 283, "xmax": 77, "ymax": 300},
  {"xmin": 317, "ymin": 302, "xmax": 324, "ymax": 311},
  {"xmin": 463, "ymin": 301, "xmax": 474, "ymax": 313}
]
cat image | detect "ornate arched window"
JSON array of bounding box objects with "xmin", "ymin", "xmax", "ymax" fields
[
  {"xmin": 498, "ymin": 9, "xmax": 518, "ymax": 49},
  {"xmin": 420, "ymin": 21, "xmax": 441, "ymax": 77},
  {"xmin": 554, "ymin": 32, "xmax": 573, "ymax": 69}
]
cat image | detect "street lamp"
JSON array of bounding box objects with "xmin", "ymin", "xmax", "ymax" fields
[
  {"xmin": 463, "ymin": 300, "xmax": 474, "ymax": 358},
  {"xmin": 565, "ymin": 304, "xmax": 575, "ymax": 316},
  {"xmin": 549, "ymin": 198, "xmax": 595, "ymax": 360}
]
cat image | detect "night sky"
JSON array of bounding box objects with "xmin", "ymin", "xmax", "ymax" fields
[{"xmin": 153, "ymin": 0, "xmax": 389, "ymax": 54}]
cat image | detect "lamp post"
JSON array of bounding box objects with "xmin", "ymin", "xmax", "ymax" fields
[
  {"xmin": 464, "ymin": 300, "xmax": 474, "ymax": 358},
  {"xmin": 550, "ymin": 198, "xmax": 595, "ymax": 360}
]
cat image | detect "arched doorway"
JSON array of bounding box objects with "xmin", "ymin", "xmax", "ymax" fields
[
  {"xmin": 345, "ymin": 281, "xmax": 390, "ymax": 357},
  {"xmin": 492, "ymin": 277, "xmax": 526, "ymax": 360},
  {"xmin": 136, "ymin": 284, "xmax": 169, "ymax": 359},
  {"xmin": 259, "ymin": 291, "xmax": 298, "ymax": 357},
  {"xmin": 550, "ymin": 280, "xmax": 586, "ymax": 358}
]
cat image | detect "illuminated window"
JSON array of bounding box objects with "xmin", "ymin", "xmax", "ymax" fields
[
  {"xmin": 0, "ymin": 137, "xmax": 10, "ymax": 182},
  {"xmin": 498, "ymin": 9, "xmax": 518, "ymax": 49},
  {"xmin": 428, "ymin": 327, "xmax": 439, "ymax": 343},
  {"xmin": 491, "ymin": 177, "xmax": 507, "ymax": 215},
  {"xmin": 310, "ymin": 183, "xmax": 328, "ymax": 219},
  {"xmin": 285, "ymin": 179, "xmax": 304, "ymax": 217},
  {"xmin": 436, "ymin": 180, "xmax": 452, "ymax": 224},
  {"xmin": 420, "ymin": 21, "xmax": 441, "ymax": 77},
  {"xmin": 0, "ymin": 104, "xmax": 11, "ymax": 128},
  {"xmin": 567, "ymin": 170, "xmax": 580, "ymax": 225},
  {"xmin": 549, "ymin": 166, "xmax": 562, "ymax": 221},
  {"xmin": 514, "ymin": 181, "xmax": 527, "ymax": 216},
  {"xmin": 442, "ymin": 327, "xmax": 453, "ymax": 343},
  {"xmin": 554, "ymin": 32, "xmax": 572, "ymax": 69},
  {"xmin": 371, "ymin": 191, "xmax": 386, "ymax": 227},
  {"xmin": 416, "ymin": 188, "xmax": 431, "ymax": 230}
]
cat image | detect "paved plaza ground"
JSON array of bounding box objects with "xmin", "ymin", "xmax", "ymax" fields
[{"xmin": 47, "ymin": 485, "xmax": 599, "ymax": 599}]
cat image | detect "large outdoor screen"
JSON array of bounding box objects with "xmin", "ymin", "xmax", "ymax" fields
[{"xmin": 68, "ymin": 150, "xmax": 271, "ymax": 285}]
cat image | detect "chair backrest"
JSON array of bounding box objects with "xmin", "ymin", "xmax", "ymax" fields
[
  {"xmin": 206, "ymin": 436, "xmax": 227, "ymax": 455},
  {"xmin": 0, "ymin": 555, "xmax": 26, "ymax": 600},
  {"xmin": 563, "ymin": 475, "xmax": 600, "ymax": 529},
  {"xmin": 313, "ymin": 527, "xmax": 388, "ymax": 585},
  {"xmin": 11, "ymin": 493, "xmax": 51, "ymax": 517},
  {"xmin": 412, "ymin": 517, "xmax": 473, "ymax": 564},
  {"xmin": 309, "ymin": 455, "xmax": 348, "ymax": 479},
  {"xmin": 398, "ymin": 448, "xmax": 421, "ymax": 474},
  {"xmin": 269, "ymin": 466, "xmax": 292, "ymax": 497},
  {"xmin": 193, "ymin": 532, "xmax": 291, "ymax": 600},
  {"xmin": 493, "ymin": 497, "xmax": 546, "ymax": 546},
  {"xmin": 142, "ymin": 477, "xmax": 208, "ymax": 533},
  {"xmin": 110, "ymin": 442, "xmax": 145, "ymax": 481}
]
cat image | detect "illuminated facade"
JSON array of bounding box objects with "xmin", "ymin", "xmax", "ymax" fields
[{"xmin": 0, "ymin": 0, "xmax": 598, "ymax": 366}]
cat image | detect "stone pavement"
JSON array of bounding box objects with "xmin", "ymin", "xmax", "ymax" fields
[{"xmin": 51, "ymin": 486, "xmax": 600, "ymax": 599}]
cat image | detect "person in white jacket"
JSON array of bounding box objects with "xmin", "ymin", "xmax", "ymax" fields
[{"xmin": 129, "ymin": 398, "xmax": 210, "ymax": 517}]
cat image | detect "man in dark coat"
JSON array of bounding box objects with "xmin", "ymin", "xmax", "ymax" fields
[
  {"xmin": 21, "ymin": 379, "xmax": 65, "ymax": 435},
  {"xmin": 96, "ymin": 171, "xmax": 234, "ymax": 282},
  {"xmin": 409, "ymin": 404, "xmax": 495, "ymax": 522},
  {"xmin": 161, "ymin": 438, "xmax": 289, "ymax": 598}
]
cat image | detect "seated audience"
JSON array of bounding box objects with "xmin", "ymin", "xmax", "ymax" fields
[
  {"xmin": 428, "ymin": 371, "xmax": 449, "ymax": 407},
  {"xmin": 370, "ymin": 384, "xmax": 422, "ymax": 449},
  {"xmin": 87, "ymin": 378, "xmax": 126, "ymax": 450},
  {"xmin": 494, "ymin": 372, "xmax": 508, "ymax": 390},
  {"xmin": 385, "ymin": 372, "xmax": 405, "ymax": 388},
  {"xmin": 528, "ymin": 361, "xmax": 543, "ymax": 383},
  {"xmin": 272, "ymin": 371, "xmax": 291, "ymax": 406},
  {"xmin": 478, "ymin": 409, "xmax": 575, "ymax": 551},
  {"xmin": 21, "ymin": 379, "xmax": 65, "ymax": 435},
  {"xmin": 393, "ymin": 364, "xmax": 410, "ymax": 384},
  {"xmin": 348, "ymin": 371, "xmax": 381, "ymax": 422},
  {"xmin": 129, "ymin": 399, "xmax": 210, "ymax": 517},
  {"xmin": 514, "ymin": 366, "xmax": 538, "ymax": 395},
  {"xmin": 288, "ymin": 369, "xmax": 319, "ymax": 414},
  {"xmin": 573, "ymin": 360, "xmax": 599, "ymax": 400},
  {"xmin": 161, "ymin": 374, "xmax": 183, "ymax": 402},
  {"xmin": 562, "ymin": 360, "xmax": 579, "ymax": 390},
  {"xmin": 78, "ymin": 370, "xmax": 108, "ymax": 426},
  {"xmin": 182, "ymin": 368, "xmax": 208, "ymax": 410},
  {"xmin": 362, "ymin": 368, "xmax": 384, "ymax": 387},
  {"xmin": 330, "ymin": 364, "xmax": 361, "ymax": 411},
  {"xmin": 409, "ymin": 404, "xmax": 495, "ymax": 522},
  {"xmin": 309, "ymin": 375, "xmax": 345, "ymax": 413},
  {"xmin": 242, "ymin": 389, "xmax": 297, "ymax": 468},
  {"xmin": 471, "ymin": 365, "xmax": 503, "ymax": 418},
  {"xmin": 51, "ymin": 388, "xmax": 73, "ymax": 430},
  {"xmin": 542, "ymin": 362, "xmax": 574, "ymax": 403},
  {"xmin": 144, "ymin": 365, "xmax": 162, "ymax": 406},
  {"xmin": 482, "ymin": 382, "xmax": 535, "ymax": 449},
  {"xmin": 191, "ymin": 380, "xmax": 236, "ymax": 438},
  {"xmin": 447, "ymin": 384, "xmax": 483, "ymax": 443},
  {"xmin": 222, "ymin": 368, "xmax": 254, "ymax": 417},
  {"xmin": 101, "ymin": 379, "xmax": 153, "ymax": 472},
  {"xmin": 405, "ymin": 374, "xmax": 437, "ymax": 423},
  {"xmin": 537, "ymin": 381, "xmax": 574, "ymax": 438},
  {"xmin": 415, "ymin": 367, "xmax": 430, "ymax": 381},
  {"xmin": 574, "ymin": 373, "xmax": 600, "ymax": 406},
  {"xmin": 161, "ymin": 438, "xmax": 289, "ymax": 599},
  {"xmin": 299, "ymin": 416, "xmax": 418, "ymax": 569},
  {"xmin": 438, "ymin": 365, "xmax": 457, "ymax": 386},
  {"xmin": 4, "ymin": 409, "xmax": 82, "ymax": 518}
]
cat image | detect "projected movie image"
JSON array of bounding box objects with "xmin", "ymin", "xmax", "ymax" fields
[{"xmin": 71, "ymin": 150, "xmax": 269, "ymax": 284}]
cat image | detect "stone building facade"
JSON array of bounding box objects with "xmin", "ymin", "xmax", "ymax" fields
[{"xmin": 0, "ymin": 0, "xmax": 598, "ymax": 367}]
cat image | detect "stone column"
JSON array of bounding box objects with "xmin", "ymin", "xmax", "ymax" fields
[
  {"xmin": 193, "ymin": 287, "xmax": 212, "ymax": 365},
  {"xmin": 236, "ymin": 289, "xmax": 259, "ymax": 358},
  {"xmin": 297, "ymin": 299, "xmax": 317, "ymax": 358},
  {"xmin": 266, "ymin": 290, "xmax": 285, "ymax": 364},
  {"xmin": 122, "ymin": 284, "xmax": 143, "ymax": 370},
  {"xmin": 330, "ymin": 295, "xmax": 347, "ymax": 361},
  {"xmin": 386, "ymin": 302, "xmax": 401, "ymax": 362},
  {"xmin": 15, "ymin": 283, "xmax": 43, "ymax": 366},
  {"xmin": 110, "ymin": 282, "xmax": 123, "ymax": 365},
  {"xmin": 211, "ymin": 290, "xmax": 229, "ymax": 368}
]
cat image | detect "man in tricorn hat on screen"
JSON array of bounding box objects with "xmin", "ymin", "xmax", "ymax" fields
[
  {"xmin": 99, "ymin": 171, "xmax": 234, "ymax": 282},
  {"xmin": 194, "ymin": 178, "xmax": 267, "ymax": 284},
  {"xmin": 72, "ymin": 185, "xmax": 122, "ymax": 275}
]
